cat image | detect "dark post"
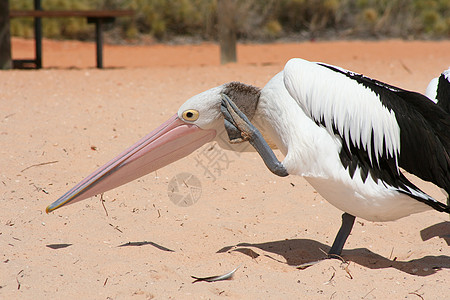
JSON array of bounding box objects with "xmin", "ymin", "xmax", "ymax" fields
[
  {"xmin": 217, "ymin": 0, "xmax": 237, "ymax": 64},
  {"xmin": 95, "ymin": 19, "xmax": 103, "ymax": 68},
  {"xmin": 34, "ymin": 0, "xmax": 42, "ymax": 68},
  {"xmin": 0, "ymin": 0, "xmax": 12, "ymax": 69},
  {"xmin": 88, "ymin": 17, "xmax": 105, "ymax": 69}
]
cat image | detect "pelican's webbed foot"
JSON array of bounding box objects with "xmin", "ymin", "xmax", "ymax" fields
[{"xmin": 220, "ymin": 94, "xmax": 288, "ymax": 177}]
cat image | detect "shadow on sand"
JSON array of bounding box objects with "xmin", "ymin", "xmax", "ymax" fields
[{"xmin": 217, "ymin": 222, "xmax": 450, "ymax": 276}]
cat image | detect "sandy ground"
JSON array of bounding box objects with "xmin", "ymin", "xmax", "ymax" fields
[{"xmin": 1, "ymin": 38, "xmax": 449, "ymax": 299}]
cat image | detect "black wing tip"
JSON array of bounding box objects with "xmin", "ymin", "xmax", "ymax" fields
[{"xmin": 399, "ymin": 190, "xmax": 450, "ymax": 214}]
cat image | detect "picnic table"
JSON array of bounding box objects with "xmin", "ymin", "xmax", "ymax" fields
[{"xmin": 6, "ymin": 0, "xmax": 133, "ymax": 69}]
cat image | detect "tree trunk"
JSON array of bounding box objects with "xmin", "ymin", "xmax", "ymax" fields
[
  {"xmin": 217, "ymin": 0, "xmax": 237, "ymax": 64},
  {"xmin": 0, "ymin": 0, "xmax": 12, "ymax": 69}
]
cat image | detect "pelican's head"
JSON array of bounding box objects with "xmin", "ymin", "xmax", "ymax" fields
[{"xmin": 46, "ymin": 82, "xmax": 261, "ymax": 213}]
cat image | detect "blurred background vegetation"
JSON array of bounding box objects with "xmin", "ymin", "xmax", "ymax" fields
[{"xmin": 9, "ymin": 0, "xmax": 450, "ymax": 43}]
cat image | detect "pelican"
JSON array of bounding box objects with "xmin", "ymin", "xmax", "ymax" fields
[
  {"xmin": 47, "ymin": 58, "xmax": 450, "ymax": 257},
  {"xmin": 425, "ymin": 67, "xmax": 450, "ymax": 112},
  {"xmin": 425, "ymin": 67, "xmax": 450, "ymax": 206}
]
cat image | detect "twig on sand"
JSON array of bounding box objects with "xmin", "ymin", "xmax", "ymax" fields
[
  {"xmin": 21, "ymin": 160, "xmax": 59, "ymax": 172},
  {"xmin": 100, "ymin": 193, "xmax": 108, "ymax": 216},
  {"xmin": 362, "ymin": 288, "xmax": 375, "ymax": 299},
  {"xmin": 16, "ymin": 269, "xmax": 24, "ymax": 290},
  {"xmin": 399, "ymin": 60, "xmax": 412, "ymax": 74},
  {"xmin": 343, "ymin": 262, "xmax": 353, "ymax": 279},
  {"xmin": 297, "ymin": 260, "xmax": 321, "ymax": 269},
  {"xmin": 109, "ymin": 223, "xmax": 123, "ymax": 233},
  {"xmin": 408, "ymin": 284, "xmax": 425, "ymax": 300},
  {"xmin": 408, "ymin": 292, "xmax": 424, "ymax": 300},
  {"xmin": 323, "ymin": 267, "xmax": 336, "ymax": 285},
  {"xmin": 389, "ymin": 247, "xmax": 394, "ymax": 260},
  {"xmin": 191, "ymin": 265, "xmax": 241, "ymax": 283}
]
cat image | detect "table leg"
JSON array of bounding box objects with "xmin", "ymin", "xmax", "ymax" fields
[
  {"xmin": 95, "ymin": 18, "xmax": 103, "ymax": 68},
  {"xmin": 34, "ymin": 0, "xmax": 42, "ymax": 68}
]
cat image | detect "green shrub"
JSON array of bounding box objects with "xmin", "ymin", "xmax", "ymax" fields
[
  {"xmin": 9, "ymin": 0, "xmax": 450, "ymax": 41},
  {"xmin": 265, "ymin": 20, "xmax": 283, "ymax": 38}
]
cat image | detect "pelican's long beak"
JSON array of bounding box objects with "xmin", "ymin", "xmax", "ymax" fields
[{"xmin": 46, "ymin": 114, "xmax": 216, "ymax": 213}]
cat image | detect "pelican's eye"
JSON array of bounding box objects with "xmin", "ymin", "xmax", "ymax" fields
[{"xmin": 182, "ymin": 109, "xmax": 199, "ymax": 122}]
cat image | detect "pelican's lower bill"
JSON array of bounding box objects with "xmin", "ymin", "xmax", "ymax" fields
[{"xmin": 46, "ymin": 114, "xmax": 216, "ymax": 213}]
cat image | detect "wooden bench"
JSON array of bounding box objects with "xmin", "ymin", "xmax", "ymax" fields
[{"xmin": 9, "ymin": 3, "xmax": 133, "ymax": 69}]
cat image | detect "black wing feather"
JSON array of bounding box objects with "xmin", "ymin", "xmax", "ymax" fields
[
  {"xmin": 319, "ymin": 64, "xmax": 450, "ymax": 212},
  {"xmin": 436, "ymin": 73, "xmax": 450, "ymax": 113}
]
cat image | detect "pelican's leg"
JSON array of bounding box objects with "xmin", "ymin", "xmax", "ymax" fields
[
  {"xmin": 221, "ymin": 94, "xmax": 288, "ymax": 177},
  {"xmin": 328, "ymin": 212, "xmax": 356, "ymax": 256}
]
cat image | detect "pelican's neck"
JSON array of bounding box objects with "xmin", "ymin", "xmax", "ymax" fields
[{"xmin": 256, "ymin": 72, "xmax": 340, "ymax": 177}]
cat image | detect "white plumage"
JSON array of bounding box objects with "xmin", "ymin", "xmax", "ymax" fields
[
  {"xmin": 255, "ymin": 61, "xmax": 436, "ymax": 221},
  {"xmin": 283, "ymin": 59, "xmax": 401, "ymax": 168}
]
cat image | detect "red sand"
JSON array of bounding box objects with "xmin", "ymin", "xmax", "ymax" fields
[{"xmin": 1, "ymin": 38, "xmax": 449, "ymax": 299}]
